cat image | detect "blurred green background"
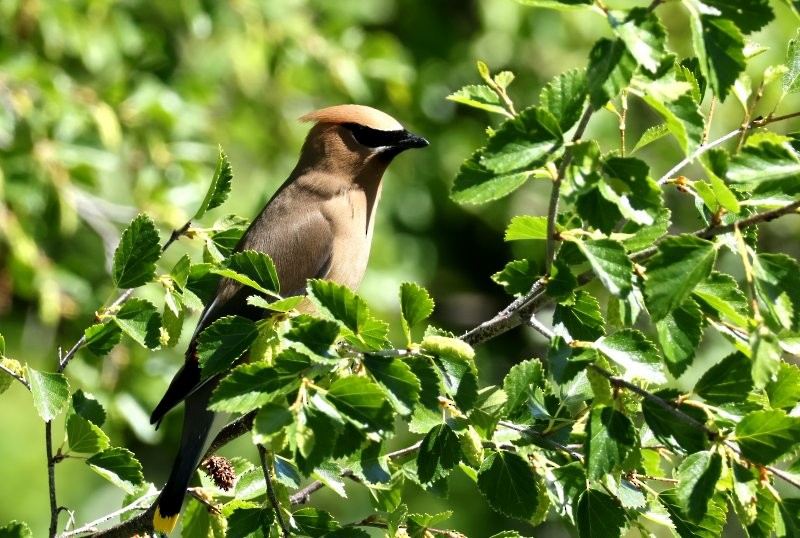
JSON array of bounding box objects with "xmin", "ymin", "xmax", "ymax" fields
[{"xmin": 1, "ymin": 0, "xmax": 799, "ymax": 535}]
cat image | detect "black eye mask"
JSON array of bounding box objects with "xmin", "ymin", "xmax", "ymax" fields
[{"xmin": 343, "ymin": 123, "xmax": 429, "ymax": 150}]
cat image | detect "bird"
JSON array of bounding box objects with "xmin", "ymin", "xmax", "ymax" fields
[{"xmin": 150, "ymin": 104, "xmax": 429, "ymax": 533}]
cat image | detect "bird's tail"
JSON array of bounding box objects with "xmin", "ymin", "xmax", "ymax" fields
[{"xmin": 152, "ymin": 383, "xmax": 218, "ymax": 534}]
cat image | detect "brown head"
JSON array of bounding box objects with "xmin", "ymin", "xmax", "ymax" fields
[{"xmin": 295, "ymin": 104, "xmax": 428, "ymax": 179}]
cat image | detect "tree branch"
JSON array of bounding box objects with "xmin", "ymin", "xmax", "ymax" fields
[
  {"xmin": 59, "ymin": 491, "xmax": 158, "ymax": 538},
  {"xmin": 47, "ymin": 422, "xmax": 60, "ymax": 538},
  {"xmin": 258, "ymin": 446, "xmax": 290, "ymax": 537},
  {"xmin": 0, "ymin": 361, "xmax": 29, "ymax": 390}
]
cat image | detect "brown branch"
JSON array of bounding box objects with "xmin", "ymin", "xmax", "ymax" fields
[
  {"xmin": 47, "ymin": 421, "xmax": 59, "ymax": 537},
  {"xmin": 349, "ymin": 518, "xmax": 467, "ymax": 538}
]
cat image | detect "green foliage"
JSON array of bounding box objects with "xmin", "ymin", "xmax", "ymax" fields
[{"xmin": 112, "ymin": 214, "xmax": 161, "ymax": 289}]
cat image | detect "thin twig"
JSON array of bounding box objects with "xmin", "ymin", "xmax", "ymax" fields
[
  {"xmin": 258, "ymin": 445, "xmax": 290, "ymax": 538},
  {"xmin": 460, "ymin": 278, "xmax": 546, "ymax": 345},
  {"xmin": 0, "ymin": 361, "xmax": 29, "ymax": 390},
  {"xmin": 59, "ymin": 491, "xmax": 158, "ymax": 538},
  {"xmin": 349, "ymin": 518, "xmax": 466, "ymax": 537},
  {"xmin": 498, "ymin": 420, "xmax": 584, "ymax": 462},
  {"xmin": 47, "ymin": 422, "xmax": 59, "ymax": 537}
]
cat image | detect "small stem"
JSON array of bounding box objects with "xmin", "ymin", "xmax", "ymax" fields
[
  {"xmin": 0, "ymin": 361, "xmax": 30, "ymax": 390},
  {"xmin": 47, "ymin": 421, "xmax": 59, "ymax": 538},
  {"xmin": 620, "ymin": 89, "xmax": 628, "ymax": 157},
  {"xmin": 258, "ymin": 445, "xmax": 290, "ymax": 538},
  {"xmin": 59, "ymin": 491, "xmax": 158, "ymax": 537},
  {"xmin": 498, "ymin": 421, "xmax": 584, "ymax": 462}
]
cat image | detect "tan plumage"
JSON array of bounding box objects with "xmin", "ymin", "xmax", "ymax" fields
[{"xmin": 151, "ymin": 104, "xmax": 428, "ymax": 533}]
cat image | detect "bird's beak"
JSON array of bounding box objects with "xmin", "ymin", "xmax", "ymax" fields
[{"xmin": 396, "ymin": 130, "xmax": 429, "ymax": 149}]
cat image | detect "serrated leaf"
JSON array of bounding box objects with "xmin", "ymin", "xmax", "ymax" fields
[
  {"xmin": 553, "ymin": 290, "xmax": 605, "ymax": 341},
  {"xmin": 28, "ymin": 368, "xmax": 69, "ymax": 421},
  {"xmin": 587, "ymin": 38, "xmax": 636, "ymax": 110},
  {"xmin": 227, "ymin": 507, "xmax": 273, "ymax": 538},
  {"xmin": 613, "ymin": 8, "xmax": 668, "ymax": 73},
  {"xmin": 213, "ymin": 250, "xmax": 280, "ymax": 296},
  {"xmin": 630, "ymin": 123, "xmax": 669, "ymax": 154},
  {"xmin": 66, "ymin": 413, "xmax": 110, "ymax": 454},
  {"xmin": 754, "ymin": 253, "xmax": 800, "ymax": 332},
  {"xmin": 492, "ymin": 259, "xmax": 539, "ymax": 297},
  {"xmin": 784, "ymin": 28, "xmax": 800, "ymax": 93},
  {"xmin": 576, "ymin": 489, "xmax": 627, "ymax": 538},
  {"xmin": 644, "ymin": 235, "xmax": 716, "ymax": 321},
  {"xmin": 72, "ymin": 390, "xmax": 106, "ymax": 425},
  {"xmin": 113, "ymin": 298, "xmax": 161, "ymax": 350},
  {"xmin": 694, "ymin": 352, "xmax": 753, "ymax": 404},
  {"xmin": 766, "ymin": 362, "xmax": 800, "ymax": 409},
  {"xmin": 416, "ymin": 424, "xmax": 462, "ymax": 484},
  {"xmin": 248, "ymin": 295, "xmax": 304, "ymax": 313},
  {"xmin": 209, "ymin": 362, "xmax": 282, "ymax": 412},
  {"xmin": 736, "ymin": 409, "xmax": 800, "ymax": 465},
  {"xmin": 690, "ymin": 12, "xmax": 745, "ymax": 102},
  {"xmin": 196, "ymin": 316, "xmax": 259, "ymax": 379},
  {"xmin": 195, "ymin": 147, "xmax": 233, "ymax": 219},
  {"xmin": 363, "ymin": 356, "xmax": 420, "ymax": 416},
  {"xmin": 182, "ymin": 497, "xmax": 226, "ymax": 537},
  {"xmin": 751, "ymin": 329, "xmax": 782, "ymax": 389},
  {"xmin": 451, "ymin": 150, "xmax": 531, "ymax": 205},
  {"xmin": 595, "ymin": 330, "xmax": 666, "ymax": 384},
  {"xmin": 703, "ymin": 0, "xmax": 773, "ymax": 35},
  {"xmin": 660, "ymin": 490, "xmax": 727, "ymax": 538},
  {"xmin": 676, "ymin": 451, "xmax": 722, "ymax": 522},
  {"xmin": 505, "ymin": 215, "xmax": 549, "ymax": 241},
  {"xmin": 291, "ymin": 507, "xmax": 340, "ymax": 536},
  {"xmin": 727, "ymin": 138, "xmax": 800, "ymax": 184},
  {"xmin": 112, "ymin": 214, "xmax": 161, "ymax": 289},
  {"xmin": 400, "ymin": 282, "xmax": 434, "ymax": 344},
  {"xmin": 656, "ymin": 299, "xmax": 703, "ymax": 378},
  {"xmin": 479, "ymin": 106, "xmax": 562, "ymax": 174},
  {"xmin": 641, "ymin": 93, "xmax": 704, "ymax": 156},
  {"xmin": 286, "ymin": 315, "xmax": 340, "ymax": 360},
  {"xmin": 307, "ymin": 279, "xmax": 388, "ymax": 351},
  {"xmin": 515, "ymin": 0, "xmax": 592, "ymax": 9},
  {"xmin": 477, "ymin": 451, "xmax": 539, "ymax": 519},
  {"xmin": 325, "ymin": 376, "xmax": 394, "ymax": 433},
  {"xmin": 692, "ymin": 272, "xmax": 749, "ymax": 327},
  {"xmin": 574, "ymin": 238, "xmax": 633, "ymax": 298},
  {"xmin": 447, "ymin": 85, "xmax": 510, "ymax": 116},
  {"xmin": 539, "ymin": 68, "xmax": 587, "ymax": 130},
  {"xmin": 503, "ymin": 358, "xmax": 545, "ymax": 416},
  {"xmin": 643, "ymin": 390, "xmax": 708, "ymax": 454},
  {"xmin": 586, "ymin": 406, "xmax": 637, "ymax": 479},
  {"xmin": 84, "ymin": 322, "xmax": 122, "ymax": 355},
  {"xmin": 87, "ymin": 447, "xmax": 144, "ymax": 494}
]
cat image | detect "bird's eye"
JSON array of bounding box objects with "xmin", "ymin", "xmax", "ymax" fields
[{"xmin": 343, "ymin": 123, "xmax": 405, "ymax": 149}]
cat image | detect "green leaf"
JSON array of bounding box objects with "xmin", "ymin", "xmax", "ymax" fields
[
  {"xmin": 586, "ymin": 406, "xmax": 637, "ymax": 479},
  {"xmin": 576, "ymin": 489, "xmax": 627, "ymax": 538},
  {"xmin": 644, "ymin": 234, "xmax": 716, "ymax": 321},
  {"xmin": 553, "ymin": 290, "xmax": 605, "ymax": 341},
  {"xmin": 112, "ymin": 214, "xmax": 161, "ymax": 289},
  {"xmin": 86, "ymin": 447, "xmax": 144, "ymax": 494},
  {"xmin": 416, "ymin": 424, "xmax": 462, "ymax": 484},
  {"xmin": 451, "ymin": 150, "xmax": 531, "ymax": 205},
  {"xmin": 248, "ymin": 295, "xmax": 304, "ymax": 313},
  {"xmin": 195, "ymin": 146, "xmax": 233, "ymax": 219},
  {"xmin": 421, "ymin": 334, "xmax": 475, "ymax": 362},
  {"xmin": 479, "ymin": 106, "xmax": 562, "ymax": 174},
  {"xmin": 751, "ymin": 329, "xmax": 782, "ymax": 389},
  {"xmin": 676, "ymin": 451, "xmax": 723, "ymax": 522},
  {"xmin": 613, "ymin": 8, "xmax": 668, "ymax": 74},
  {"xmin": 656, "ymin": 299, "xmax": 703, "ymax": 378},
  {"xmin": 692, "ymin": 272, "xmax": 749, "ymax": 327},
  {"xmin": 643, "ymin": 390, "xmax": 708, "ymax": 454},
  {"xmin": 754, "ymin": 253, "xmax": 800, "ymax": 332},
  {"xmin": 84, "ymin": 322, "xmax": 122, "ymax": 356},
  {"xmin": 766, "ymin": 362, "xmax": 800, "ymax": 409},
  {"xmin": 574, "ymin": 238, "xmax": 632, "ymax": 298},
  {"xmin": 630, "ymin": 123, "xmax": 669, "ymax": 154},
  {"xmin": 182, "ymin": 497, "xmax": 226, "ymax": 537},
  {"xmin": 291, "ymin": 507, "xmax": 340, "ymax": 536},
  {"xmin": 703, "ymin": 0, "xmax": 773, "ymax": 35},
  {"xmin": 539, "ymin": 68, "xmax": 587, "ymax": 130},
  {"xmin": 400, "ymin": 282, "xmax": 434, "ymax": 344},
  {"xmin": 505, "ymin": 215, "xmax": 549, "ymax": 241},
  {"xmin": 209, "ymin": 362, "xmax": 282, "ymax": 413},
  {"xmin": 594, "ymin": 330, "xmax": 666, "ymax": 384},
  {"xmin": 67, "ymin": 413, "xmax": 110, "ymax": 454},
  {"xmin": 363, "ymin": 356, "xmax": 420, "ymax": 416},
  {"xmin": 515, "ymin": 0, "xmax": 592, "ymax": 9},
  {"xmin": 72, "ymin": 390, "xmax": 106, "ymax": 425},
  {"xmin": 736, "ymin": 409, "xmax": 800, "ymax": 465},
  {"xmin": 226, "ymin": 507, "xmax": 273, "ymax": 538},
  {"xmin": 28, "ymin": 368, "xmax": 70, "ymax": 421},
  {"xmin": 599, "ymin": 156, "xmax": 662, "ymax": 227},
  {"xmin": 213, "ymin": 250, "xmax": 280, "ymax": 296},
  {"xmin": 196, "ymin": 316, "xmax": 259, "ymax": 379},
  {"xmin": 784, "ymin": 28, "xmax": 800, "ymax": 93},
  {"xmin": 251, "ymin": 403, "xmax": 293, "ymax": 445},
  {"xmin": 778, "ymin": 497, "xmax": 800, "ymax": 538},
  {"xmin": 694, "ymin": 352, "xmax": 753, "ymax": 404},
  {"xmin": 477, "ymin": 451, "xmax": 539, "ymax": 519},
  {"xmin": 0, "ymin": 522, "xmax": 33, "ymax": 538},
  {"xmin": 586, "ymin": 38, "xmax": 636, "ymax": 110},
  {"xmin": 503, "ymin": 358, "xmax": 545, "ymax": 416},
  {"xmin": 325, "ymin": 376, "xmax": 394, "ymax": 433},
  {"xmin": 641, "ymin": 93, "xmax": 704, "ymax": 156},
  {"xmin": 447, "ymin": 85, "xmax": 509, "ymax": 116},
  {"xmin": 660, "ymin": 490, "xmax": 727, "ymax": 538},
  {"xmin": 113, "ymin": 298, "xmax": 161, "ymax": 350},
  {"xmin": 727, "ymin": 138, "xmax": 800, "ymax": 184},
  {"xmin": 690, "ymin": 12, "xmax": 745, "ymax": 102},
  {"xmin": 286, "ymin": 316, "xmax": 340, "ymax": 360},
  {"xmin": 492, "ymin": 259, "xmax": 539, "ymax": 297},
  {"xmin": 307, "ymin": 279, "xmax": 389, "ymax": 351}
]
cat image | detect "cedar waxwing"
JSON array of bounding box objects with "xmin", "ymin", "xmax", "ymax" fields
[{"xmin": 150, "ymin": 105, "xmax": 428, "ymax": 533}]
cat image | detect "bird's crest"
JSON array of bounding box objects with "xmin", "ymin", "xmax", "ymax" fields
[{"xmin": 300, "ymin": 104, "xmax": 403, "ymax": 132}]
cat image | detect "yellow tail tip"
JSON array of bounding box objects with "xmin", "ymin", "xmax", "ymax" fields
[{"xmin": 153, "ymin": 508, "xmax": 179, "ymax": 534}]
